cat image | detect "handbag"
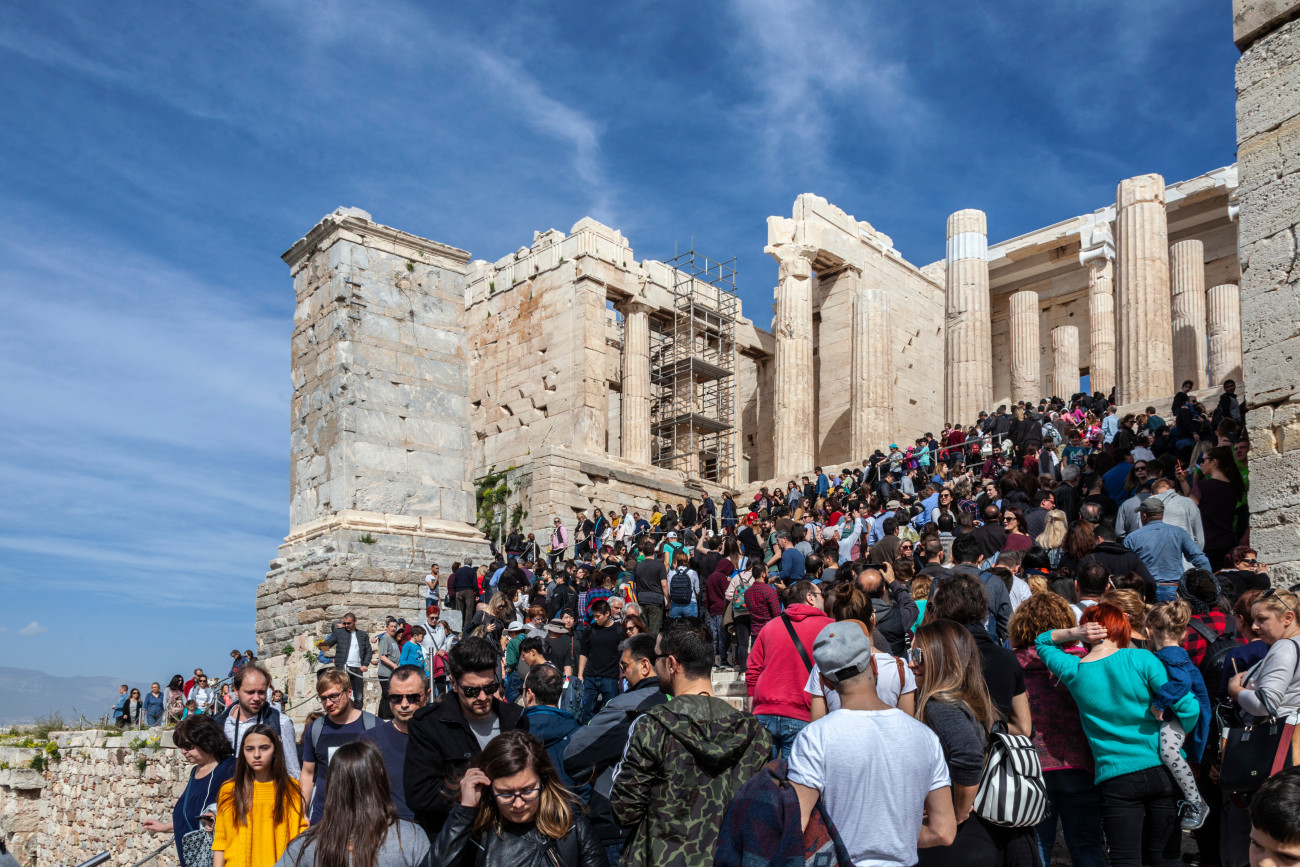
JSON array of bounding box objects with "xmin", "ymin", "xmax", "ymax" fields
[
  {"xmin": 180, "ymin": 828, "xmax": 214, "ymax": 867},
  {"xmin": 973, "ymin": 720, "xmax": 1049, "ymax": 828},
  {"xmin": 1221, "ymin": 637, "xmax": 1300, "ymax": 793}
]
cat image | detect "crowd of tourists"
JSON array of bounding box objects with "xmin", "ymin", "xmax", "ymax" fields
[{"xmin": 127, "ymin": 378, "xmax": 1300, "ymax": 867}]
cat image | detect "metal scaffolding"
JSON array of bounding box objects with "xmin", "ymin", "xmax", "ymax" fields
[{"xmin": 650, "ymin": 249, "xmax": 738, "ymax": 483}]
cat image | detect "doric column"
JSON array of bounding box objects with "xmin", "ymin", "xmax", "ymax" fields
[
  {"xmin": 1207, "ymin": 284, "xmax": 1243, "ymax": 386},
  {"xmin": 768, "ymin": 244, "xmax": 817, "ymax": 477},
  {"xmin": 1080, "ymin": 217, "xmax": 1116, "ymax": 399},
  {"xmin": 1170, "ymin": 239, "xmax": 1208, "ymax": 391},
  {"xmin": 1115, "ymin": 174, "xmax": 1174, "ymax": 403},
  {"xmin": 850, "ymin": 269, "xmax": 894, "ymax": 459},
  {"xmin": 1009, "ymin": 289, "xmax": 1041, "ymax": 405},
  {"xmin": 620, "ymin": 300, "xmax": 652, "ymax": 465},
  {"xmin": 945, "ymin": 210, "xmax": 992, "ymax": 423},
  {"xmin": 1051, "ymin": 325, "xmax": 1080, "ymax": 398}
]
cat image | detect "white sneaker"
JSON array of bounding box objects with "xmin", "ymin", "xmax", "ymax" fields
[{"xmin": 1180, "ymin": 800, "xmax": 1210, "ymax": 831}]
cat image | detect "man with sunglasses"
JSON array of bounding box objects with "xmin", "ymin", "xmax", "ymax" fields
[
  {"xmin": 300, "ymin": 668, "xmax": 379, "ymax": 823},
  {"xmin": 359, "ymin": 663, "xmax": 428, "ymax": 822},
  {"xmin": 405, "ymin": 636, "xmax": 529, "ymax": 839}
]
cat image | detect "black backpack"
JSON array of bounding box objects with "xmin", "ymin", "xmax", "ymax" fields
[
  {"xmin": 1188, "ymin": 617, "xmax": 1238, "ymax": 686},
  {"xmin": 669, "ymin": 567, "xmax": 693, "ymax": 605}
]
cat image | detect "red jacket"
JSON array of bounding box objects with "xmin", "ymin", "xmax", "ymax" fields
[{"xmin": 745, "ymin": 603, "xmax": 834, "ymax": 722}]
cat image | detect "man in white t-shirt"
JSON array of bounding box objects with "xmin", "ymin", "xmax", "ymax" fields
[
  {"xmin": 789, "ymin": 620, "xmax": 955, "ymax": 866},
  {"xmin": 424, "ymin": 564, "xmax": 440, "ymax": 610}
]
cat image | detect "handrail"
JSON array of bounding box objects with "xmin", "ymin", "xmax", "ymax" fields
[
  {"xmin": 73, "ymin": 854, "xmax": 111, "ymax": 867},
  {"xmin": 126, "ymin": 842, "xmax": 172, "ymax": 867}
]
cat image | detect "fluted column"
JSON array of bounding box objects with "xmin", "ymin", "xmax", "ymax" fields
[
  {"xmin": 945, "ymin": 210, "xmax": 992, "ymax": 423},
  {"xmin": 1170, "ymin": 239, "xmax": 1208, "ymax": 391},
  {"xmin": 1207, "ymin": 284, "xmax": 1243, "ymax": 386},
  {"xmin": 769, "ymin": 244, "xmax": 817, "ymax": 476},
  {"xmin": 1009, "ymin": 290, "xmax": 1041, "ymax": 405},
  {"xmin": 620, "ymin": 301, "xmax": 652, "ymax": 465},
  {"xmin": 851, "ymin": 270, "xmax": 894, "ymax": 459},
  {"xmin": 1051, "ymin": 325, "xmax": 1080, "ymax": 398},
  {"xmin": 1087, "ymin": 256, "xmax": 1117, "ymax": 398},
  {"xmin": 1116, "ymin": 174, "xmax": 1174, "ymax": 403}
]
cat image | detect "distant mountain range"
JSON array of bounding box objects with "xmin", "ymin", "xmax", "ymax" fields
[{"xmin": 0, "ymin": 667, "xmax": 135, "ymax": 725}]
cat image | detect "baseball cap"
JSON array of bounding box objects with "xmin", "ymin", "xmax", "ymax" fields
[
  {"xmin": 667, "ymin": 531, "xmax": 678, "ymax": 539},
  {"xmin": 889, "ymin": 443, "xmax": 899, "ymax": 450},
  {"xmin": 813, "ymin": 620, "xmax": 874, "ymax": 683},
  {"xmin": 886, "ymin": 499, "xmax": 901, "ymax": 509},
  {"xmin": 1139, "ymin": 497, "xmax": 1165, "ymax": 516}
]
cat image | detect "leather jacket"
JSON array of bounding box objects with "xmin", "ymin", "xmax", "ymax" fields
[{"xmin": 430, "ymin": 803, "xmax": 604, "ymax": 867}]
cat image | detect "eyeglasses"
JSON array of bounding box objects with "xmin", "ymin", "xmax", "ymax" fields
[
  {"xmin": 1263, "ymin": 588, "xmax": 1296, "ymax": 614},
  {"xmin": 319, "ymin": 690, "xmax": 346, "ymax": 705},
  {"xmin": 1241, "ymin": 559, "xmax": 1259, "ymax": 567},
  {"xmin": 387, "ymin": 692, "xmax": 425, "ymax": 705},
  {"xmin": 491, "ymin": 787, "xmax": 541, "ymax": 804},
  {"xmin": 459, "ymin": 681, "xmax": 501, "ymax": 699},
  {"xmin": 909, "ymin": 648, "xmax": 924, "ymax": 665}
]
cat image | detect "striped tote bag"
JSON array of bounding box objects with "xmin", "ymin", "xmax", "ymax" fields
[{"xmin": 972, "ymin": 720, "xmax": 1049, "ymax": 827}]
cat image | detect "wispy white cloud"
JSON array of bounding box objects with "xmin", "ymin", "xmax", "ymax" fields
[{"xmin": 19, "ymin": 622, "xmax": 48, "ymax": 636}]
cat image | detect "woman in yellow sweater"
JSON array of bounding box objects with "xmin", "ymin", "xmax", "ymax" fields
[{"xmin": 213, "ymin": 724, "xmax": 306, "ymax": 867}]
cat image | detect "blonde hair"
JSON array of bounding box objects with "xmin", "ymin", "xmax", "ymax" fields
[
  {"xmin": 1145, "ymin": 599, "xmax": 1192, "ymax": 644},
  {"xmin": 1035, "ymin": 510, "xmax": 1069, "ymax": 550},
  {"xmin": 1027, "ymin": 575, "xmax": 1050, "ymax": 596},
  {"xmin": 316, "ymin": 668, "xmax": 351, "ymax": 694},
  {"xmin": 911, "ymin": 575, "xmax": 932, "ymax": 601},
  {"xmin": 914, "ymin": 620, "xmax": 997, "ymax": 731},
  {"xmin": 1252, "ymin": 590, "xmax": 1300, "ymax": 622},
  {"xmin": 1102, "ymin": 589, "xmax": 1148, "ymax": 635}
]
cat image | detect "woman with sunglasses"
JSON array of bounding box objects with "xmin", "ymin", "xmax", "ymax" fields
[
  {"xmin": 430, "ymin": 730, "xmax": 603, "ymax": 866},
  {"xmin": 1217, "ymin": 545, "xmax": 1270, "ymax": 606},
  {"xmin": 999, "ymin": 507, "xmax": 1033, "ymax": 553}
]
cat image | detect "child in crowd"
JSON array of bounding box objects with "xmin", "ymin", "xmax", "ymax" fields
[
  {"xmin": 1147, "ymin": 600, "xmax": 1213, "ymax": 830},
  {"xmin": 1250, "ymin": 767, "xmax": 1300, "ymax": 867},
  {"xmin": 213, "ymin": 723, "xmax": 305, "ymax": 867},
  {"xmin": 181, "ymin": 700, "xmax": 201, "ymax": 719}
]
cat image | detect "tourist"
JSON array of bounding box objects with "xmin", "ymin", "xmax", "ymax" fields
[
  {"xmin": 277, "ymin": 740, "xmax": 428, "ymax": 867},
  {"xmin": 1227, "ymin": 589, "xmax": 1300, "ymax": 722},
  {"xmin": 1145, "ymin": 600, "xmax": 1214, "ymax": 830},
  {"xmin": 318, "ymin": 612, "xmax": 371, "ymax": 709},
  {"xmin": 1035, "ymin": 508, "xmax": 1068, "ymax": 567},
  {"xmin": 405, "ymin": 636, "xmax": 529, "ymax": 839},
  {"xmin": 190, "ymin": 674, "xmax": 216, "ymax": 713},
  {"xmin": 944, "ymin": 533, "xmax": 1012, "ymax": 641},
  {"xmin": 564, "ymin": 634, "xmax": 668, "ymax": 866},
  {"xmin": 724, "ymin": 556, "xmax": 755, "ymax": 671},
  {"xmin": 144, "ymin": 682, "xmax": 166, "ymax": 727},
  {"xmin": 854, "ymin": 562, "xmax": 920, "ymax": 656},
  {"xmin": 610, "ymin": 619, "xmax": 772, "ymax": 865},
  {"xmin": 1007, "ymin": 592, "xmax": 1104, "ymax": 867},
  {"xmin": 213, "ymin": 663, "xmax": 300, "ymax": 779},
  {"xmin": 143, "ymin": 714, "xmax": 237, "ymax": 867},
  {"xmin": 166, "ymin": 674, "xmax": 187, "ymax": 723},
  {"xmin": 1218, "ymin": 545, "xmax": 1271, "ymax": 606},
  {"xmin": 269, "ymin": 691, "xmax": 284, "ymax": 714},
  {"xmin": 999, "ymin": 506, "xmax": 1032, "ymax": 553},
  {"xmin": 430, "ymin": 730, "xmax": 603, "ymax": 866},
  {"xmin": 806, "ymin": 585, "xmax": 916, "ymax": 718},
  {"xmin": 665, "ymin": 551, "xmax": 700, "ymax": 619},
  {"xmin": 229, "ymin": 649, "xmax": 247, "ymax": 679},
  {"xmin": 212, "ymin": 723, "xmax": 306, "ymax": 867},
  {"xmin": 576, "ymin": 599, "xmax": 622, "ymax": 724},
  {"xmin": 371, "ymin": 618, "xmax": 399, "ymax": 721},
  {"xmin": 745, "ymin": 579, "xmax": 833, "ymax": 758},
  {"xmin": 909, "ymin": 620, "xmax": 1038, "ymax": 866},
  {"xmin": 630, "ymin": 539, "xmax": 668, "ymax": 634},
  {"xmin": 1036, "ymin": 604, "xmax": 1200, "ymax": 867},
  {"xmin": 704, "ymin": 537, "xmax": 740, "ymax": 668},
  {"xmin": 300, "ymin": 668, "xmax": 379, "ymax": 823},
  {"xmin": 549, "ymin": 517, "xmax": 570, "ymax": 567},
  {"xmin": 1124, "ymin": 498, "xmax": 1212, "ymax": 600},
  {"xmin": 786, "ymin": 619, "xmax": 956, "ymax": 865},
  {"xmin": 621, "ymin": 614, "xmax": 646, "ymax": 638},
  {"xmin": 399, "ymin": 625, "xmax": 427, "ymax": 675},
  {"xmin": 424, "ymin": 562, "xmax": 441, "ymax": 613},
  {"xmin": 521, "ymin": 663, "xmax": 583, "ymax": 795},
  {"xmin": 1191, "ymin": 445, "xmax": 1248, "ymax": 570},
  {"xmin": 775, "ymin": 530, "xmax": 806, "ymax": 582}
]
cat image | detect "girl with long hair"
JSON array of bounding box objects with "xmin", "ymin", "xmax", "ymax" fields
[
  {"xmin": 999, "ymin": 507, "xmax": 1032, "ymax": 553},
  {"xmin": 212, "ymin": 724, "xmax": 305, "ymax": 867},
  {"xmin": 430, "ymin": 730, "xmax": 603, "ymax": 866},
  {"xmin": 910, "ymin": 620, "xmax": 1037, "ymax": 866},
  {"xmin": 281, "ymin": 740, "xmax": 428, "ymax": 867},
  {"xmin": 1034, "ymin": 510, "xmax": 1069, "ymax": 568},
  {"xmin": 167, "ymin": 674, "xmax": 187, "ymax": 723}
]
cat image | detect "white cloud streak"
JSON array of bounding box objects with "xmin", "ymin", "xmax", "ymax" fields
[{"xmin": 19, "ymin": 622, "xmax": 49, "ymax": 636}]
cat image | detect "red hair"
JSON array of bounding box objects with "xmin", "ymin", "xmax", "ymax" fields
[{"xmin": 1080, "ymin": 603, "xmax": 1131, "ymax": 648}]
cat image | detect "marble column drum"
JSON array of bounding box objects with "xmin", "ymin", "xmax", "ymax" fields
[
  {"xmin": 1207, "ymin": 283, "xmax": 1243, "ymax": 386},
  {"xmin": 772, "ymin": 247, "xmax": 817, "ymax": 476},
  {"xmin": 1116, "ymin": 174, "xmax": 1175, "ymax": 403},
  {"xmin": 1009, "ymin": 289, "xmax": 1041, "ymax": 405},
  {"xmin": 945, "ymin": 209, "xmax": 992, "ymax": 423},
  {"xmin": 1170, "ymin": 239, "xmax": 1208, "ymax": 391},
  {"xmin": 1087, "ymin": 257, "xmax": 1117, "ymax": 399},
  {"xmin": 620, "ymin": 301, "xmax": 653, "ymax": 464},
  {"xmin": 1051, "ymin": 325, "xmax": 1080, "ymax": 398},
  {"xmin": 851, "ymin": 271, "xmax": 894, "ymax": 459}
]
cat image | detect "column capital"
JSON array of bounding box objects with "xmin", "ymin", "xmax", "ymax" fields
[
  {"xmin": 619, "ymin": 298, "xmax": 654, "ymax": 317},
  {"xmin": 763, "ymin": 242, "xmax": 819, "ymax": 268},
  {"xmin": 1079, "ymin": 214, "xmax": 1115, "ymax": 268},
  {"xmin": 1117, "ymin": 173, "xmax": 1166, "ymax": 208}
]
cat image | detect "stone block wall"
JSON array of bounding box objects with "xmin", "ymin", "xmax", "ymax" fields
[
  {"xmin": 1, "ymin": 731, "xmax": 188, "ymax": 867},
  {"xmin": 1237, "ymin": 2, "xmax": 1300, "ymax": 584}
]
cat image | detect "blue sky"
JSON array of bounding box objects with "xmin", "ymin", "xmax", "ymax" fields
[{"xmin": 0, "ymin": 0, "xmax": 1237, "ymax": 684}]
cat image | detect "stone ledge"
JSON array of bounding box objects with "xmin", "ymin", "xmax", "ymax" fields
[
  {"xmin": 0, "ymin": 768, "xmax": 45, "ymax": 790},
  {"xmin": 283, "ymin": 510, "xmax": 487, "ymax": 546},
  {"xmin": 1236, "ymin": 0, "xmax": 1300, "ymax": 49}
]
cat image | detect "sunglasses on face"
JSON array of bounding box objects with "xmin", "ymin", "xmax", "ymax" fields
[
  {"xmin": 1241, "ymin": 559, "xmax": 1258, "ymax": 567},
  {"xmin": 459, "ymin": 681, "xmax": 501, "ymax": 699},
  {"xmin": 909, "ymin": 648, "xmax": 924, "ymax": 665},
  {"xmin": 387, "ymin": 692, "xmax": 424, "ymax": 705}
]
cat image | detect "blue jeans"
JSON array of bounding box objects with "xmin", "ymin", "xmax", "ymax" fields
[
  {"xmin": 1036, "ymin": 768, "xmax": 1106, "ymax": 867},
  {"xmin": 581, "ymin": 676, "xmax": 620, "ymax": 725},
  {"xmin": 708, "ymin": 612, "xmax": 728, "ymax": 663},
  {"xmin": 756, "ymin": 714, "xmax": 807, "ymax": 759},
  {"xmin": 1155, "ymin": 583, "xmax": 1178, "ymax": 602},
  {"xmin": 603, "ymin": 843, "xmax": 623, "ymax": 867},
  {"xmin": 668, "ymin": 601, "xmax": 697, "ymax": 618}
]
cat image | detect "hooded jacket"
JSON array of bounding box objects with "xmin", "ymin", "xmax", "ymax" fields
[
  {"xmin": 523, "ymin": 705, "xmax": 584, "ymax": 796},
  {"xmin": 745, "ymin": 603, "xmax": 834, "ymax": 720},
  {"xmin": 610, "ymin": 694, "xmax": 773, "ymax": 867},
  {"xmin": 564, "ymin": 677, "xmax": 669, "ymax": 846}
]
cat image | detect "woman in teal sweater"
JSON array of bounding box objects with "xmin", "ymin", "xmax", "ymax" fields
[{"xmin": 1037, "ymin": 602, "xmax": 1199, "ymax": 867}]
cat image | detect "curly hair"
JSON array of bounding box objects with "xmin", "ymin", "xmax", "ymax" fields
[
  {"xmin": 1007, "ymin": 591, "xmax": 1077, "ymax": 650},
  {"xmin": 173, "ymin": 714, "xmax": 234, "ymax": 761}
]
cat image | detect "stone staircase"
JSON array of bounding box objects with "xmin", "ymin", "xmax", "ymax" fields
[{"xmin": 712, "ymin": 667, "xmax": 747, "ymax": 710}]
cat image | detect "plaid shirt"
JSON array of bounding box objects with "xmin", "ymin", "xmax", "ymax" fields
[{"xmin": 1182, "ymin": 609, "xmax": 1234, "ymax": 667}]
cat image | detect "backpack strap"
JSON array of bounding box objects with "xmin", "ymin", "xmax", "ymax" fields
[
  {"xmin": 310, "ymin": 715, "xmax": 325, "ymax": 753},
  {"xmin": 1187, "ymin": 618, "xmax": 1217, "ymax": 643},
  {"xmin": 781, "ymin": 614, "xmax": 815, "ymax": 675},
  {"xmin": 361, "ymin": 711, "xmax": 378, "ymax": 731},
  {"xmin": 895, "ymin": 656, "xmax": 905, "ymax": 690}
]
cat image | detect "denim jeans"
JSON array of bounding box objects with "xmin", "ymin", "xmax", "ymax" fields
[
  {"xmin": 581, "ymin": 676, "xmax": 620, "ymax": 724},
  {"xmin": 708, "ymin": 612, "xmax": 728, "ymax": 663},
  {"xmin": 1036, "ymin": 768, "xmax": 1106, "ymax": 867},
  {"xmin": 603, "ymin": 843, "xmax": 624, "ymax": 867},
  {"xmin": 756, "ymin": 714, "xmax": 807, "ymax": 759},
  {"xmin": 1155, "ymin": 583, "xmax": 1178, "ymax": 602},
  {"xmin": 1098, "ymin": 765, "xmax": 1182, "ymax": 867},
  {"xmin": 667, "ymin": 601, "xmax": 698, "ymax": 619}
]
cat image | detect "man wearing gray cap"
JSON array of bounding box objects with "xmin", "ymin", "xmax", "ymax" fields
[
  {"xmin": 788, "ymin": 621, "xmax": 956, "ymax": 865},
  {"xmin": 1123, "ymin": 497, "xmax": 1212, "ymax": 601}
]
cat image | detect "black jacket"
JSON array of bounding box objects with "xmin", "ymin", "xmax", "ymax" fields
[
  {"xmin": 563, "ymin": 677, "xmax": 669, "ymax": 845},
  {"xmin": 1060, "ymin": 541, "xmax": 1155, "ymax": 587},
  {"xmin": 430, "ymin": 802, "xmax": 604, "ymax": 867},
  {"xmin": 681, "ymin": 503, "xmax": 697, "ymax": 528},
  {"xmin": 405, "ymin": 695, "xmax": 529, "ymax": 839},
  {"xmin": 321, "ymin": 626, "xmax": 372, "ymax": 671}
]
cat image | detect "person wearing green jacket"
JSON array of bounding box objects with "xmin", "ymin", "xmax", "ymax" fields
[{"xmin": 1037, "ymin": 603, "xmax": 1199, "ymax": 867}]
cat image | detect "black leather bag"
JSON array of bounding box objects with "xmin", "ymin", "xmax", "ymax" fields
[{"xmin": 1220, "ymin": 716, "xmax": 1296, "ymax": 794}]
